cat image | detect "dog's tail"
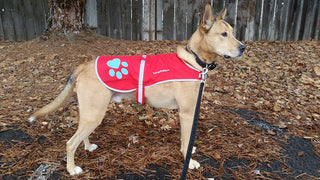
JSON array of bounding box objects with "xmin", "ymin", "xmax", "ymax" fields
[{"xmin": 28, "ymin": 64, "xmax": 85, "ymax": 123}]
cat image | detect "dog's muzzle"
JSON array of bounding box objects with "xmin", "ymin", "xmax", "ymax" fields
[
  {"xmin": 223, "ymin": 44, "xmax": 246, "ymax": 58},
  {"xmin": 224, "ymin": 44, "xmax": 246, "ymax": 58}
]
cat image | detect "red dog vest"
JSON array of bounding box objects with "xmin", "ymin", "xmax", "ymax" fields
[{"xmin": 95, "ymin": 53, "xmax": 201, "ymax": 105}]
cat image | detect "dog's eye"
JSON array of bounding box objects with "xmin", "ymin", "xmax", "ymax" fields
[{"xmin": 221, "ymin": 32, "xmax": 228, "ymax": 37}]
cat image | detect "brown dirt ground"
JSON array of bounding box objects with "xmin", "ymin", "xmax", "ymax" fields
[{"xmin": 0, "ymin": 32, "xmax": 319, "ymax": 179}]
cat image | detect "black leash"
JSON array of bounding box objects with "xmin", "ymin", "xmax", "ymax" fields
[
  {"xmin": 180, "ymin": 46, "xmax": 217, "ymax": 180},
  {"xmin": 180, "ymin": 77, "xmax": 205, "ymax": 180}
]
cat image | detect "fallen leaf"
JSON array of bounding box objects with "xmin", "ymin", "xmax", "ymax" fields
[
  {"xmin": 298, "ymin": 151, "xmax": 304, "ymax": 156},
  {"xmin": 273, "ymin": 104, "xmax": 281, "ymax": 112},
  {"xmin": 267, "ymin": 130, "xmax": 276, "ymax": 135},
  {"xmin": 213, "ymin": 153, "xmax": 221, "ymax": 159},
  {"xmin": 128, "ymin": 135, "xmax": 139, "ymax": 144},
  {"xmin": 314, "ymin": 66, "xmax": 320, "ymax": 76}
]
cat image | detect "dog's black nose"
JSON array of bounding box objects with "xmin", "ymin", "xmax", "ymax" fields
[{"xmin": 239, "ymin": 44, "xmax": 246, "ymax": 53}]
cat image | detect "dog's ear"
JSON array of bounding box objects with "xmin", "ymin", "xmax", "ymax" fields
[
  {"xmin": 200, "ymin": 3, "xmax": 214, "ymax": 32},
  {"xmin": 216, "ymin": 7, "xmax": 227, "ymax": 20}
]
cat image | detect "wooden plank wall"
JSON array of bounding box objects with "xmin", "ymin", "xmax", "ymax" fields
[
  {"xmin": 0, "ymin": 0, "xmax": 319, "ymax": 41},
  {"xmin": 160, "ymin": 0, "xmax": 320, "ymax": 41},
  {"xmin": 0, "ymin": 0, "xmax": 48, "ymax": 41},
  {"xmin": 96, "ymin": 0, "xmax": 142, "ymax": 40},
  {"xmin": 92, "ymin": 0, "xmax": 320, "ymax": 41},
  {"xmin": 246, "ymin": 0, "xmax": 320, "ymax": 41}
]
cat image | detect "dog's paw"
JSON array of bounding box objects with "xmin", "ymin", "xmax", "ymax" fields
[
  {"xmin": 68, "ymin": 166, "xmax": 83, "ymax": 176},
  {"xmin": 188, "ymin": 159, "xmax": 200, "ymax": 169},
  {"xmin": 85, "ymin": 143, "xmax": 98, "ymax": 152}
]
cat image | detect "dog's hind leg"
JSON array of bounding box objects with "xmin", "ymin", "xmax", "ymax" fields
[
  {"xmin": 67, "ymin": 125, "xmax": 96, "ymax": 175},
  {"xmin": 66, "ymin": 76, "xmax": 112, "ymax": 175},
  {"xmin": 67, "ymin": 116, "xmax": 107, "ymax": 175},
  {"xmin": 83, "ymin": 137, "xmax": 98, "ymax": 152}
]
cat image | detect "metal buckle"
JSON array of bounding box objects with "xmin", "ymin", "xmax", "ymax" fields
[{"xmin": 200, "ymin": 67, "xmax": 209, "ymax": 81}]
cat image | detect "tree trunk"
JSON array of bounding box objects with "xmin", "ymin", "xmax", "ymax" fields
[{"xmin": 48, "ymin": 0, "xmax": 86, "ymax": 34}]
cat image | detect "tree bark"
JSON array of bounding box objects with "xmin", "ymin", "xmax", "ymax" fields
[{"xmin": 48, "ymin": 0, "xmax": 86, "ymax": 34}]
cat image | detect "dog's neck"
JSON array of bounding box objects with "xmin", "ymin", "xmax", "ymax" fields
[
  {"xmin": 185, "ymin": 45, "xmax": 217, "ymax": 70},
  {"xmin": 176, "ymin": 45, "xmax": 202, "ymax": 70},
  {"xmin": 177, "ymin": 29, "xmax": 218, "ymax": 71}
]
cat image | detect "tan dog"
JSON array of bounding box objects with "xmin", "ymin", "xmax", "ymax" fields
[{"xmin": 29, "ymin": 4, "xmax": 245, "ymax": 176}]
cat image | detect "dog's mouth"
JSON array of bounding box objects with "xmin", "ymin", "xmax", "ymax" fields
[
  {"xmin": 224, "ymin": 52, "xmax": 244, "ymax": 59},
  {"xmin": 236, "ymin": 52, "xmax": 244, "ymax": 58}
]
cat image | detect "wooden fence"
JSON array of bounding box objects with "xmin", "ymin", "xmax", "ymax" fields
[
  {"xmin": 0, "ymin": 0, "xmax": 319, "ymax": 41},
  {"xmin": 0, "ymin": 0, "xmax": 49, "ymax": 41}
]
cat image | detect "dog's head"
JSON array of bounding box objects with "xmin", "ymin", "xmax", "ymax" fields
[{"xmin": 196, "ymin": 3, "xmax": 245, "ymax": 59}]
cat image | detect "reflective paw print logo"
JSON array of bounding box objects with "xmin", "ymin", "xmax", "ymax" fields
[{"xmin": 107, "ymin": 58, "xmax": 128, "ymax": 79}]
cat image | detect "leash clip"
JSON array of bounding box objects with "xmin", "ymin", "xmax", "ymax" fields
[{"xmin": 200, "ymin": 67, "xmax": 209, "ymax": 81}]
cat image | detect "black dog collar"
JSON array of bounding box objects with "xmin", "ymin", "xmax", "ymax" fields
[{"xmin": 186, "ymin": 45, "xmax": 217, "ymax": 70}]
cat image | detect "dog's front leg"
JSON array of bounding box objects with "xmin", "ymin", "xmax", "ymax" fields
[{"xmin": 179, "ymin": 107, "xmax": 201, "ymax": 169}]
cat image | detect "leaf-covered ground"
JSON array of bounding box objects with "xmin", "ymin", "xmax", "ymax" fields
[{"xmin": 0, "ymin": 32, "xmax": 319, "ymax": 179}]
